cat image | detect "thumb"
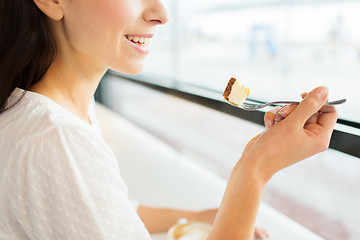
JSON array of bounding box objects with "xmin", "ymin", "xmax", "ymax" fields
[{"xmin": 285, "ymin": 86, "xmax": 329, "ymax": 127}]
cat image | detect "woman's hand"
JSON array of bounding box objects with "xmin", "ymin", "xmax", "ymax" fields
[
  {"xmin": 210, "ymin": 86, "xmax": 338, "ymax": 240},
  {"xmin": 242, "ymin": 105, "xmax": 297, "ymax": 159},
  {"xmin": 242, "ymin": 86, "xmax": 338, "ymax": 182},
  {"xmin": 264, "ymin": 92, "xmax": 332, "ymax": 129}
]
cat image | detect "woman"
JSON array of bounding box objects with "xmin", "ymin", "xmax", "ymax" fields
[{"xmin": 0, "ymin": 0, "xmax": 338, "ymax": 239}]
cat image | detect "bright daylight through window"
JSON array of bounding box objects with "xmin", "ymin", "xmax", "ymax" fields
[
  {"xmin": 104, "ymin": 1, "xmax": 360, "ymax": 239},
  {"xmin": 143, "ymin": 0, "xmax": 360, "ymax": 124}
]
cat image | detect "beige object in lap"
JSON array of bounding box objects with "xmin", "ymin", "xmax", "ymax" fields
[{"xmin": 168, "ymin": 218, "xmax": 212, "ymax": 240}]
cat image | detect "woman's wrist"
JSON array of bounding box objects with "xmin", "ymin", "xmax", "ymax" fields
[{"xmin": 234, "ymin": 155, "xmax": 273, "ymax": 187}]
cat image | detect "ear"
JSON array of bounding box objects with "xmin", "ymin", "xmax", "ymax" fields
[{"xmin": 33, "ymin": 0, "xmax": 64, "ymax": 21}]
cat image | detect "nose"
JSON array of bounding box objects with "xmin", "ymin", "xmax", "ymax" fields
[{"xmin": 143, "ymin": 0, "xmax": 169, "ymax": 25}]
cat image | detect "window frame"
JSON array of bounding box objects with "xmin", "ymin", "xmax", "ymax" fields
[{"xmin": 96, "ymin": 70, "xmax": 360, "ymax": 159}]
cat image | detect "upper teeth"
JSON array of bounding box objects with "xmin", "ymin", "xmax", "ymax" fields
[{"xmin": 126, "ymin": 35, "xmax": 150, "ymax": 44}]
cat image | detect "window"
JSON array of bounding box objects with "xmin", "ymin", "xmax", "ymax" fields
[
  {"xmin": 99, "ymin": 1, "xmax": 360, "ymax": 239},
  {"xmin": 101, "ymin": 74, "xmax": 360, "ymax": 240},
  {"xmin": 143, "ymin": 0, "xmax": 360, "ymax": 123}
]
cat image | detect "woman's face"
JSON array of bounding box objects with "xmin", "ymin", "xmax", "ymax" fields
[{"xmin": 60, "ymin": 0, "xmax": 168, "ymax": 74}]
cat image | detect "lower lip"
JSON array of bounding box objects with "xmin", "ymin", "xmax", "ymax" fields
[{"xmin": 125, "ymin": 37, "xmax": 150, "ymax": 54}]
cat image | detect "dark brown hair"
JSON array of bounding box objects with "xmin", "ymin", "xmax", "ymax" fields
[{"xmin": 0, "ymin": 0, "xmax": 57, "ymax": 113}]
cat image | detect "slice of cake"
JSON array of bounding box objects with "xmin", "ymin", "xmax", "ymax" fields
[{"xmin": 223, "ymin": 77, "xmax": 250, "ymax": 106}]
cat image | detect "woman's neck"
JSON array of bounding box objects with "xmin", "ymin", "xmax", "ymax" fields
[{"xmin": 30, "ymin": 54, "xmax": 106, "ymax": 124}]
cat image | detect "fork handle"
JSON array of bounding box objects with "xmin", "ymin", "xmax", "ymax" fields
[
  {"xmin": 270, "ymin": 99, "xmax": 346, "ymax": 106},
  {"xmin": 324, "ymin": 99, "xmax": 347, "ymax": 105}
]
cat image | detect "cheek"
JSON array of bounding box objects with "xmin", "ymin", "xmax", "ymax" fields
[
  {"xmin": 65, "ymin": 0, "xmax": 137, "ymax": 51},
  {"xmin": 91, "ymin": 0, "xmax": 139, "ymax": 32},
  {"xmin": 63, "ymin": 0, "xmax": 144, "ymax": 72}
]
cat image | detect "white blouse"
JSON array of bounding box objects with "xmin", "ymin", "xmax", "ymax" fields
[{"xmin": 0, "ymin": 88, "xmax": 151, "ymax": 240}]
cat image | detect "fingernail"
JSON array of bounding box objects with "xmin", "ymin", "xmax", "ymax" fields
[
  {"xmin": 266, "ymin": 119, "xmax": 273, "ymax": 128},
  {"xmin": 314, "ymin": 87, "xmax": 328, "ymax": 100},
  {"xmin": 274, "ymin": 114, "xmax": 283, "ymax": 122},
  {"xmin": 278, "ymin": 105, "xmax": 291, "ymax": 116},
  {"xmin": 269, "ymin": 107, "xmax": 280, "ymax": 115}
]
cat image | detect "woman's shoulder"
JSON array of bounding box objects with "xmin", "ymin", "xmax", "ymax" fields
[
  {"xmin": 0, "ymin": 88, "xmax": 105, "ymax": 151},
  {"xmin": 0, "ymin": 90, "xmax": 118, "ymax": 179}
]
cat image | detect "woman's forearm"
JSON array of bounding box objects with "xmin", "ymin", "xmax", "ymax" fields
[
  {"xmin": 138, "ymin": 159, "xmax": 268, "ymax": 237},
  {"xmin": 208, "ymin": 161, "xmax": 266, "ymax": 240}
]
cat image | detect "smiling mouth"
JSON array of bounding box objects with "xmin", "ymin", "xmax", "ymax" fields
[{"xmin": 125, "ymin": 34, "xmax": 150, "ymax": 46}]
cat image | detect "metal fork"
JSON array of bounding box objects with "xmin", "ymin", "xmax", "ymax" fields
[{"xmin": 233, "ymin": 99, "xmax": 346, "ymax": 111}]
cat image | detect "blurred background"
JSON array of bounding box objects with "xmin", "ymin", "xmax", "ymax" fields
[
  {"xmin": 144, "ymin": 0, "xmax": 360, "ymax": 122},
  {"xmin": 99, "ymin": 0, "xmax": 360, "ymax": 239}
]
